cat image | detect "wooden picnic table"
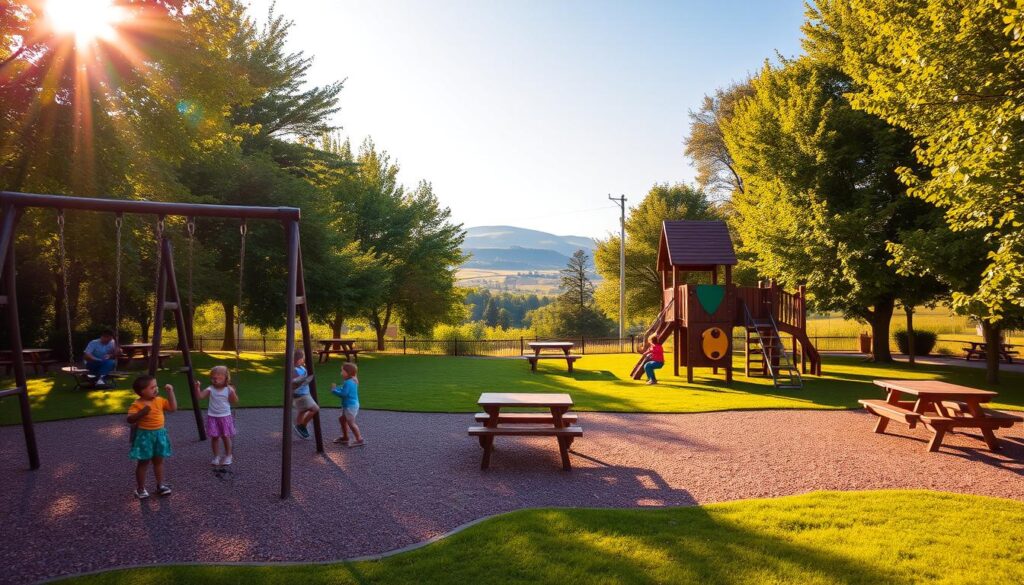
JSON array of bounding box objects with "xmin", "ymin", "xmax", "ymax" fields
[
  {"xmin": 117, "ymin": 343, "xmax": 172, "ymax": 369},
  {"xmin": 860, "ymin": 379, "xmax": 1022, "ymax": 452},
  {"xmin": 963, "ymin": 341, "xmax": 1018, "ymax": 363},
  {"xmin": 523, "ymin": 341, "xmax": 583, "ymax": 373},
  {"xmin": 468, "ymin": 392, "xmax": 583, "ymax": 470},
  {"xmin": 0, "ymin": 349, "xmax": 58, "ymax": 375},
  {"xmin": 316, "ymin": 338, "xmax": 361, "ymax": 363},
  {"xmin": 527, "ymin": 341, "xmax": 575, "ymax": 356}
]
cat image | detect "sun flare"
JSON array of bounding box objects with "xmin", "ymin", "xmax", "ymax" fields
[{"xmin": 46, "ymin": 0, "xmax": 125, "ymax": 45}]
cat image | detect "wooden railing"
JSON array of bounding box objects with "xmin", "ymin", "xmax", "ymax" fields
[{"xmin": 776, "ymin": 288, "xmax": 805, "ymax": 330}]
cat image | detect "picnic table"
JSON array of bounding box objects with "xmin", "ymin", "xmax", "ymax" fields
[
  {"xmin": 523, "ymin": 341, "xmax": 583, "ymax": 373},
  {"xmin": 0, "ymin": 349, "xmax": 58, "ymax": 375},
  {"xmin": 468, "ymin": 392, "xmax": 583, "ymax": 470},
  {"xmin": 963, "ymin": 341, "xmax": 1018, "ymax": 363},
  {"xmin": 860, "ymin": 379, "xmax": 1022, "ymax": 452},
  {"xmin": 118, "ymin": 343, "xmax": 172, "ymax": 369},
  {"xmin": 316, "ymin": 339, "xmax": 361, "ymax": 363}
]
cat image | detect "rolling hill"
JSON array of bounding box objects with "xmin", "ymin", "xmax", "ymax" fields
[{"xmin": 462, "ymin": 226, "xmax": 596, "ymax": 270}]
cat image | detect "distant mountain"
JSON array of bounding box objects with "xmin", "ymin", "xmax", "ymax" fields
[
  {"xmin": 463, "ymin": 226, "xmax": 596, "ymax": 257},
  {"xmin": 462, "ymin": 247, "xmax": 571, "ymax": 270}
]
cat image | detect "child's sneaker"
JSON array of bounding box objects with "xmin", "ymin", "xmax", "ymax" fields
[
  {"xmin": 222, "ymin": 455, "xmax": 233, "ymax": 465},
  {"xmin": 332, "ymin": 437, "xmax": 349, "ymax": 445},
  {"xmin": 348, "ymin": 439, "xmax": 366, "ymax": 448},
  {"xmin": 156, "ymin": 484, "xmax": 172, "ymax": 496},
  {"xmin": 293, "ymin": 424, "xmax": 309, "ymax": 439},
  {"xmin": 135, "ymin": 488, "xmax": 150, "ymax": 500},
  {"xmin": 212, "ymin": 455, "xmax": 223, "ymax": 466}
]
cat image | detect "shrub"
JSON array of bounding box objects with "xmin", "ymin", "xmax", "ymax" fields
[{"xmin": 893, "ymin": 329, "xmax": 937, "ymax": 356}]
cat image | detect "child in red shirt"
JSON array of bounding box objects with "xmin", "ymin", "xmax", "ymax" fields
[{"xmin": 643, "ymin": 334, "xmax": 665, "ymax": 385}]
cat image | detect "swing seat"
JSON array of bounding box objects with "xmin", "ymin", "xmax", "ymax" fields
[{"xmin": 61, "ymin": 366, "xmax": 130, "ymax": 391}]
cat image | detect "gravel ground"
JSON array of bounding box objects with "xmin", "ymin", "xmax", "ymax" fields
[{"xmin": 1, "ymin": 408, "xmax": 1022, "ymax": 584}]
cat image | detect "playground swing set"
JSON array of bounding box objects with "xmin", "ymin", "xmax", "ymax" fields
[
  {"xmin": 631, "ymin": 220, "xmax": 822, "ymax": 388},
  {"xmin": 1, "ymin": 191, "xmax": 322, "ymax": 499}
]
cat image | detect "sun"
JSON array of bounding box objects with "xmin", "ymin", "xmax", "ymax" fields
[{"xmin": 46, "ymin": 0, "xmax": 126, "ymax": 46}]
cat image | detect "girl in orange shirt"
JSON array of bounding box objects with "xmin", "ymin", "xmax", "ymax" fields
[{"xmin": 126, "ymin": 375, "xmax": 177, "ymax": 499}]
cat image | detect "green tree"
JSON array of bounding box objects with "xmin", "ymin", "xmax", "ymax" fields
[
  {"xmin": 722, "ymin": 57, "xmax": 941, "ymax": 361},
  {"xmin": 807, "ymin": 0, "xmax": 1024, "ymax": 380},
  {"xmin": 482, "ymin": 297, "xmax": 500, "ymax": 327},
  {"xmin": 684, "ymin": 81, "xmax": 755, "ymax": 200},
  {"xmin": 594, "ymin": 183, "xmax": 718, "ymax": 326},
  {"xmin": 339, "ymin": 139, "xmax": 465, "ymax": 348}
]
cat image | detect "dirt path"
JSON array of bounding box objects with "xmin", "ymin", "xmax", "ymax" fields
[{"xmin": 1, "ymin": 408, "xmax": 1022, "ymax": 584}]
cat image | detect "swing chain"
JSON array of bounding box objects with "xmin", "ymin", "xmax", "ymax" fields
[
  {"xmin": 153, "ymin": 217, "xmax": 164, "ymax": 345},
  {"xmin": 56, "ymin": 211, "xmax": 75, "ymax": 365},
  {"xmin": 236, "ymin": 221, "xmax": 247, "ymax": 361},
  {"xmin": 114, "ymin": 214, "xmax": 122, "ymax": 351},
  {"xmin": 186, "ymin": 217, "xmax": 195, "ymax": 329}
]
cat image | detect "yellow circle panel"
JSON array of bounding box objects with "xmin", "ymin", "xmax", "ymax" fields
[{"xmin": 701, "ymin": 327, "xmax": 729, "ymax": 361}]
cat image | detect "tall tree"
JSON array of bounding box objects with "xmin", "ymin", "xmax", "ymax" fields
[
  {"xmin": 593, "ymin": 183, "xmax": 718, "ymax": 325},
  {"xmin": 340, "ymin": 139, "xmax": 465, "ymax": 349},
  {"xmin": 683, "ymin": 81, "xmax": 755, "ymax": 201},
  {"xmin": 722, "ymin": 57, "xmax": 941, "ymax": 361},
  {"xmin": 530, "ymin": 250, "xmax": 613, "ymax": 338},
  {"xmin": 807, "ymin": 0, "xmax": 1024, "ymax": 380}
]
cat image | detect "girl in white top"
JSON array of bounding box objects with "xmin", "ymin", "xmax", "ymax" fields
[{"xmin": 194, "ymin": 366, "xmax": 239, "ymax": 466}]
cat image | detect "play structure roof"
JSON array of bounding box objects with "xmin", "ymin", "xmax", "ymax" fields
[{"xmin": 658, "ymin": 220, "xmax": 737, "ymax": 269}]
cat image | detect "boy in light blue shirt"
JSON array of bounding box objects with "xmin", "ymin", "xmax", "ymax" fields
[
  {"xmin": 84, "ymin": 329, "xmax": 118, "ymax": 386},
  {"xmin": 330, "ymin": 362, "xmax": 364, "ymax": 447}
]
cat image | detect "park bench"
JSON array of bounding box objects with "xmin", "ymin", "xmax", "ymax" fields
[
  {"xmin": 473, "ymin": 412, "xmax": 579, "ymax": 425},
  {"xmin": 468, "ymin": 424, "xmax": 583, "ymax": 470},
  {"xmin": 858, "ymin": 399, "xmax": 921, "ymax": 429},
  {"xmin": 523, "ymin": 354, "xmax": 583, "ymax": 373}
]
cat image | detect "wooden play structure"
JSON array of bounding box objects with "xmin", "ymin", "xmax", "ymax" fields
[{"xmin": 631, "ymin": 221, "xmax": 821, "ymax": 388}]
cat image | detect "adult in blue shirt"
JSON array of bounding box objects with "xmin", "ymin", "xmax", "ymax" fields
[{"xmin": 83, "ymin": 329, "xmax": 118, "ymax": 385}]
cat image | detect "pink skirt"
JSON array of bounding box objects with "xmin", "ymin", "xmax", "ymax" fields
[{"xmin": 205, "ymin": 414, "xmax": 236, "ymax": 438}]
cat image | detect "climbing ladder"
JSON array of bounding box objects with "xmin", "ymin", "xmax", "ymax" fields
[
  {"xmin": 630, "ymin": 298, "xmax": 676, "ymax": 380},
  {"xmin": 742, "ymin": 301, "xmax": 802, "ymax": 389}
]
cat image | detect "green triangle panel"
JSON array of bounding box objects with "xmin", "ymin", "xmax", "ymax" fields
[{"xmin": 695, "ymin": 285, "xmax": 725, "ymax": 316}]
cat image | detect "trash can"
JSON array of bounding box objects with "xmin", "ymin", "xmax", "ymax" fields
[{"xmin": 859, "ymin": 333, "xmax": 872, "ymax": 354}]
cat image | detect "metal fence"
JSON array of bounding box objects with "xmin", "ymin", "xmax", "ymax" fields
[
  {"xmin": 172, "ymin": 334, "xmax": 989, "ymax": 358},
  {"xmin": 186, "ymin": 336, "xmax": 638, "ymax": 356}
]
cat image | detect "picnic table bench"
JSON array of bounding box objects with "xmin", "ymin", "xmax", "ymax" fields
[
  {"xmin": 316, "ymin": 339, "xmax": 361, "ymax": 363},
  {"xmin": 118, "ymin": 344, "xmax": 173, "ymax": 369},
  {"xmin": 0, "ymin": 349, "xmax": 59, "ymax": 375},
  {"xmin": 963, "ymin": 341, "xmax": 1018, "ymax": 363},
  {"xmin": 860, "ymin": 379, "xmax": 1022, "ymax": 452},
  {"xmin": 468, "ymin": 392, "xmax": 582, "ymax": 470},
  {"xmin": 523, "ymin": 341, "xmax": 583, "ymax": 373}
]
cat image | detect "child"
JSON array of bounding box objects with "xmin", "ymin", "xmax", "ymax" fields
[
  {"xmin": 643, "ymin": 334, "xmax": 665, "ymax": 385},
  {"xmin": 291, "ymin": 349, "xmax": 319, "ymax": 439},
  {"xmin": 330, "ymin": 362, "xmax": 364, "ymax": 447},
  {"xmin": 194, "ymin": 366, "xmax": 238, "ymax": 466},
  {"xmin": 126, "ymin": 375, "xmax": 177, "ymax": 499}
]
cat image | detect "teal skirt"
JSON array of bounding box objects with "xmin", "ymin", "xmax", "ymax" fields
[{"xmin": 129, "ymin": 428, "xmax": 173, "ymax": 461}]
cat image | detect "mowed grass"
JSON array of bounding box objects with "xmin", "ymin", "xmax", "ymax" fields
[
  {"xmin": 58, "ymin": 490, "xmax": 1024, "ymax": 585},
  {"xmin": 2, "ymin": 352, "xmax": 1023, "ymax": 424}
]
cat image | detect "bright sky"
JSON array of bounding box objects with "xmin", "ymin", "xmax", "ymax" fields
[{"xmin": 245, "ymin": 0, "xmax": 806, "ymax": 239}]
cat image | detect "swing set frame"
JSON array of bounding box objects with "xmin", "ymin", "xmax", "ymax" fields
[{"xmin": 1, "ymin": 191, "xmax": 322, "ymax": 499}]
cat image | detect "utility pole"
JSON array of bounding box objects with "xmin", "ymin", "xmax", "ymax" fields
[{"xmin": 608, "ymin": 194, "xmax": 626, "ymax": 346}]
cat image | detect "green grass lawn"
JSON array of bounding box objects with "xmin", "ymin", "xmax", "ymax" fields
[
  {"xmin": 3, "ymin": 352, "xmax": 1023, "ymax": 425},
  {"xmin": 57, "ymin": 490, "xmax": 1024, "ymax": 585}
]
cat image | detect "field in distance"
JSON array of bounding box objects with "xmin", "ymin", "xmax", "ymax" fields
[{"xmin": 456, "ymin": 268, "xmax": 565, "ymax": 294}]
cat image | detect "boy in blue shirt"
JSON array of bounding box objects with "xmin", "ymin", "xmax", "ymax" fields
[
  {"xmin": 330, "ymin": 362, "xmax": 364, "ymax": 447},
  {"xmin": 84, "ymin": 329, "xmax": 118, "ymax": 386}
]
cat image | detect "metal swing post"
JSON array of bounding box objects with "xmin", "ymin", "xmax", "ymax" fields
[
  {"xmin": 148, "ymin": 220, "xmax": 205, "ymax": 440},
  {"xmin": 281, "ymin": 219, "xmax": 300, "ymax": 499},
  {"xmin": 0, "ymin": 205, "xmax": 39, "ymax": 469}
]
